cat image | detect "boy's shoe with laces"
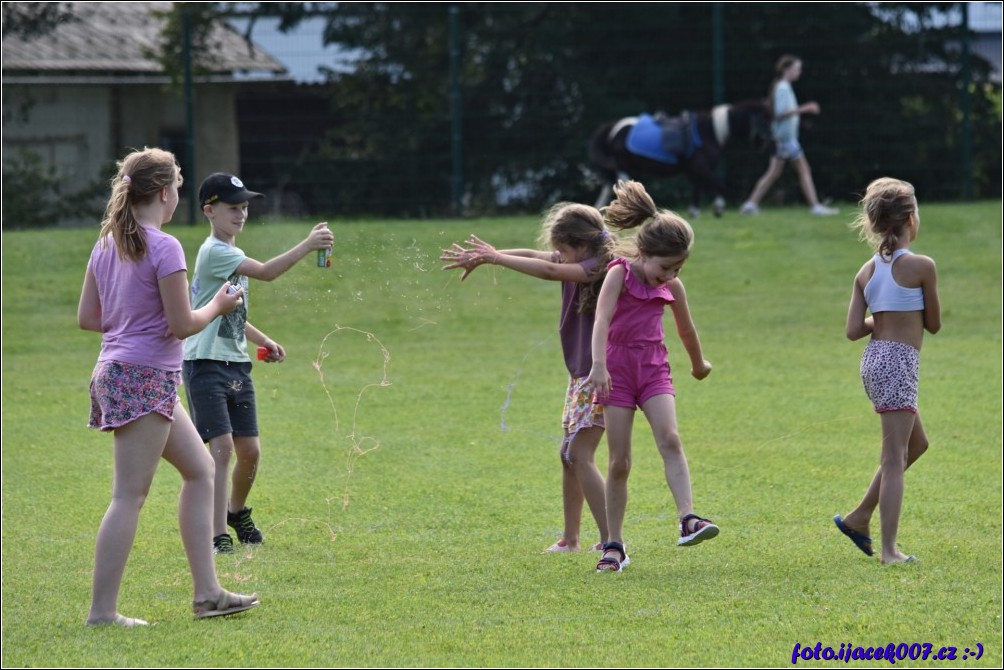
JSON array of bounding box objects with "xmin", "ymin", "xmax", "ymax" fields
[
  {"xmin": 739, "ymin": 201, "xmax": 760, "ymax": 215},
  {"xmin": 213, "ymin": 533, "xmax": 235, "ymax": 554},
  {"xmin": 227, "ymin": 507, "xmax": 264, "ymax": 545}
]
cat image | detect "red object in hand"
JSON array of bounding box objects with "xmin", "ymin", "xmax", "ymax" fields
[{"xmin": 257, "ymin": 346, "xmax": 269, "ymax": 361}]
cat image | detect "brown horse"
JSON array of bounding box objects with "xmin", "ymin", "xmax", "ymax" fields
[{"xmin": 589, "ymin": 100, "xmax": 771, "ymax": 216}]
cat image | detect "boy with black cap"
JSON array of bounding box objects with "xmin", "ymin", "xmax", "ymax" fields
[{"xmin": 183, "ymin": 173, "xmax": 334, "ymax": 553}]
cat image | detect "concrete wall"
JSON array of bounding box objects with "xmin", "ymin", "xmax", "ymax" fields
[{"xmin": 2, "ymin": 81, "xmax": 241, "ymax": 208}]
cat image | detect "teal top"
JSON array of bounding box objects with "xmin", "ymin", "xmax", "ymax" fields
[{"xmin": 183, "ymin": 236, "xmax": 250, "ymax": 362}]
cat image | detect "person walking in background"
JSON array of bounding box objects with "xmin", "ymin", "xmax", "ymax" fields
[
  {"xmin": 183, "ymin": 173, "xmax": 334, "ymax": 554},
  {"xmin": 835, "ymin": 177, "xmax": 940, "ymax": 565},
  {"xmin": 740, "ymin": 55, "xmax": 839, "ymax": 216},
  {"xmin": 79, "ymin": 148, "xmax": 259, "ymax": 626},
  {"xmin": 440, "ymin": 202, "xmax": 614, "ymax": 554},
  {"xmin": 588, "ymin": 180, "xmax": 718, "ymax": 573}
]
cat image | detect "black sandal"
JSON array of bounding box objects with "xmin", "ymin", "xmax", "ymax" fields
[
  {"xmin": 596, "ymin": 541, "xmax": 630, "ymax": 572},
  {"xmin": 677, "ymin": 513, "xmax": 720, "ymax": 546}
]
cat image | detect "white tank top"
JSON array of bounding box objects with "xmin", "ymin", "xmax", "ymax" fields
[{"xmin": 864, "ymin": 249, "xmax": 925, "ymax": 313}]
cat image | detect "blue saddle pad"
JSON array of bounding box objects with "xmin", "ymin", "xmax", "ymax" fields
[{"xmin": 626, "ymin": 113, "xmax": 701, "ymax": 165}]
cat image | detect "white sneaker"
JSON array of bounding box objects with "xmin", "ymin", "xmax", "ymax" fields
[
  {"xmin": 810, "ymin": 204, "xmax": 839, "ymax": 216},
  {"xmin": 739, "ymin": 201, "xmax": 759, "ymax": 215}
]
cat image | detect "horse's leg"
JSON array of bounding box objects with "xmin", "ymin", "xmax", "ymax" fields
[
  {"xmin": 688, "ymin": 151, "xmax": 727, "ymax": 218},
  {"xmin": 595, "ymin": 183, "xmax": 613, "ymax": 209},
  {"xmin": 712, "ymin": 195, "xmax": 726, "ymax": 217},
  {"xmin": 689, "ymin": 182, "xmax": 702, "ymax": 219}
]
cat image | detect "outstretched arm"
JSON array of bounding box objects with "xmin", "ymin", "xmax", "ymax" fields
[
  {"xmin": 441, "ymin": 235, "xmax": 594, "ymax": 282},
  {"xmin": 666, "ymin": 278, "xmax": 711, "ymax": 380},
  {"xmin": 238, "ymin": 222, "xmax": 334, "ymax": 281}
]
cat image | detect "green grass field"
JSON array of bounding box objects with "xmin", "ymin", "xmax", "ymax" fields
[{"xmin": 2, "ymin": 201, "xmax": 1001, "ymax": 667}]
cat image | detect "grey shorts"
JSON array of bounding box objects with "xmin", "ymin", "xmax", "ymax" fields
[
  {"xmin": 860, "ymin": 339, "xmax": 920, "ymax": 413},
  {"xmin": 182, "ymin": 359, "xmax": 259, "ymax": 442}
]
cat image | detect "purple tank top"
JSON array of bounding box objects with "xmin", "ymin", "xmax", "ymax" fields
[{"xmin": 558, "ymin": 256, "xmax": 599, "ymax": 378}]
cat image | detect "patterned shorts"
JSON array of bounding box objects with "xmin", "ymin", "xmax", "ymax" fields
[
  {"xmin": 860, "ymin": 339, "xmax": 920, "ymax": 414},
  {"xmin": 88, "ymin": 360, "xmax": 180, "ymax": 431},
  {"xmin": 560, "ymin": 376, "xmax": 604, "ymax": 462}
]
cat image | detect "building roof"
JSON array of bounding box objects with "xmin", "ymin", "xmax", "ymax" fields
[{"xmin": 1, "ymin": 1, "xmax": 286, "ymax": 79}]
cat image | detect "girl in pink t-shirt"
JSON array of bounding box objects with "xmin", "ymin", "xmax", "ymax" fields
[
  {"xmin": 588, "ymin": 180, "xmax": 718, "ymax": 572},
  {"xmin": 441, "ymin": 202, "xmax": 615, "ymax": 554},
  {"xmin": 78, "ymin": 147, "xmax": 258, "ymax": 626}
]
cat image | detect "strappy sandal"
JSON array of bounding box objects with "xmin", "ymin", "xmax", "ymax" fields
[
  {"xmin": 595, "ymin": 541, "xmax": 630, "ymax": 572},
  {"xmin": 193, "ymin": 590, "xmax": 260, "ymax": 619},
  {"xmin": 677, "ymin": 513, "xmax": 720, "ymax": 546}
]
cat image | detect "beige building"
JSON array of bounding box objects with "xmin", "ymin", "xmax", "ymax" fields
[{"xmin": 2, "ymin": 1, "xmax": 287, "ymax": 223}]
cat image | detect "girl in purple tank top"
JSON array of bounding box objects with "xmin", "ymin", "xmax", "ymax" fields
[
  {"xmin": 441, "ymin": 202, "xmax": 616, "ymax": 554},
  {"xmin": 588, "ymin": 180, "xmax": 718, "ymax": 573}
]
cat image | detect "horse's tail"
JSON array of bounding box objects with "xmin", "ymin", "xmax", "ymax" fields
[{"xmin": 588, "ymin": 122, "xmax": 619, "ymax": 181}]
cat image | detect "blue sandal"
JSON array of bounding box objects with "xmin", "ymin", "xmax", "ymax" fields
[{"xmin": 833, "ymin": 514, "xmax": 874, "ymax": 557}]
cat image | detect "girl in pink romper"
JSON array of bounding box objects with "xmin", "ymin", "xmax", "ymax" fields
[{"xmin": 589, "ymin": 180, "xmax": 719, "ymax": 572}]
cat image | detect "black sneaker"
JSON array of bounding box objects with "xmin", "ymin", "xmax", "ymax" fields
[
  {"xmin": 227, "ymin": 507, "xmax": 264, "ymax": 544},
  {"xmin": 213, "ymin": 533, "xmax": 235, "ymax": 554}
]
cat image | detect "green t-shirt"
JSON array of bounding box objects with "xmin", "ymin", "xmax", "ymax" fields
[{"xmin": 183, "ymin": 236, "xmax": 250, "ymax": 362}]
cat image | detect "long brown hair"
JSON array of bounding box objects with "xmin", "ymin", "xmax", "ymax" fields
[
  {"xmin": 604, "ymin": 180, "xmax": 693, "ymax": 259},
  {"xmin": 538, "ymin": 202, "xmax": 615, "ymax": 313},
  {"xmin": 98, "ymin": 147, "xmax": 180, "ymax": 262}
]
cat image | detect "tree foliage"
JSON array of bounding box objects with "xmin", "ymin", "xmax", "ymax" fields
[
  {"xmin": 167, "ymin": 2, "xmax": 1000, "ymax": 215},
  {"xmin": 1, "ymin": 2, "xmax": 75, "ymax": 41}
]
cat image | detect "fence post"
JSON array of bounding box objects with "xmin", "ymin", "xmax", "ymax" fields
[
  {"xmin": 449, "ymin": 4, "xmax": 463, "ymax": 217},
  {"xmin": 712, "ymin": 2, "xmax": 724, "ymax": 106},
  {"xmin": 960, "ymin": 2, "xmax": 973, "ymax": 200},
  {"xmin": 712, "ymin": 3, "xmax": 726, "ymax": 189},
  {"xmin": 183, "ymin": 7, "xmax": 197, "ymax": 223}
]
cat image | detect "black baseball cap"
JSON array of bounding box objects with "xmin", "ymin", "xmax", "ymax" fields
[{"xmin": 198, "ymin": 173, "xmax": 264, "ymax": 206}]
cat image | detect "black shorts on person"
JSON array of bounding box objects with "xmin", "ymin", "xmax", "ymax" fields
[{"xmin": 182, "ymin": 359, "xmax": 260, "ymax": 442}]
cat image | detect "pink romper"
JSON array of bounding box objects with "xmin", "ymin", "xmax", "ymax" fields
[{"xmin": 602, "ymin": 258, "xmax": 676, "ymax": 409}]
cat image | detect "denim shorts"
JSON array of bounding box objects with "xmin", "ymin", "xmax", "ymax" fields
[
  {"xmin": 182, "ymin": 359, "xmax": 259, "ymax": 442},
  {"xmin": 775, "ymin": 139, "xmax": 805, "ymax": 160},
  {"xmin": 775, "ymin": 138, "xmax": 807, "ymax": 160}
]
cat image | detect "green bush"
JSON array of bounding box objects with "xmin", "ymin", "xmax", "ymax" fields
[{"xmin": 1, "ymin": 150, "xmax": 104, "ymax": 229}]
